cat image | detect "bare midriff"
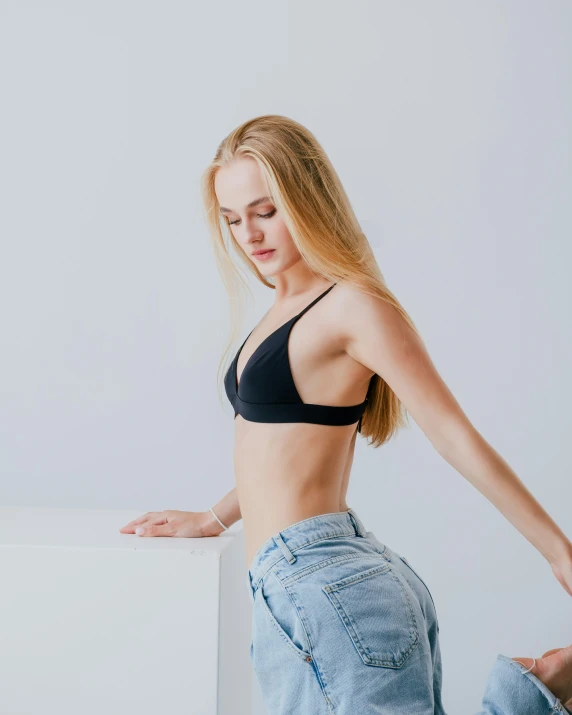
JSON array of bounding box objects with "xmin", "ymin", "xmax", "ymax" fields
[
  {"xmin": 235, "ymin": 417, "xmax": 360, "ymax": 568},
  {"xmin": 230, "ymin": 282, "xmax": 375, "ymax": 567}
]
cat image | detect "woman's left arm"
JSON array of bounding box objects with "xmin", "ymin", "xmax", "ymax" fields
[{"xmin": 342, "ymin": 288, "xmax": 572, "ymax": 596}]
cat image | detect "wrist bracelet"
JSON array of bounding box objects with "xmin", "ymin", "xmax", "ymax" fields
[{"xmin": 210, "ymin": 507, "xmax": 229, "ymax": 531}]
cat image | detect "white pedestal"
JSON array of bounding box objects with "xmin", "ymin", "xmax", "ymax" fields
[{"xmin": 0, "ymin": 507, "xmax": 252, "ymax": 715}]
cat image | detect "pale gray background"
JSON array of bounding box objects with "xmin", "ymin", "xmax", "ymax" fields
[{"xmin": 1, "ymin": 2, "xmax": 570, "ymax": 713}]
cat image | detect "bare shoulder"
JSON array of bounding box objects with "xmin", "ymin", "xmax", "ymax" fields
[
  {"xmin": 331, "ymin": 281, "xmax": 470, "ymax": 448},
  {"xmin": 331, "ymin": 281, "xmax": 411, "ymax": 347}
]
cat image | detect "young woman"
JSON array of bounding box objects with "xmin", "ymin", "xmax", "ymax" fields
[{"xmin": 120, "ymin": 115, "xmax": 572, "ymax": 714}]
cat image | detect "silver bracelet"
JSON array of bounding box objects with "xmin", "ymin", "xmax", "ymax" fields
[{"xmin": 210, "ymin": 507, "xmax": 229, "ymax": 531}]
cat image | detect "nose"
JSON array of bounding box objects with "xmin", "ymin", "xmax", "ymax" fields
[{"xmin": 241, "ymin": 221, "xmax": 264, "ymax": 247}]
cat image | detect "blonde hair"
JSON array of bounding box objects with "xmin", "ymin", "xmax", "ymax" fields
[{"xmin": 200, "ymin": 114, "xmax": 420, "ymax": 448}]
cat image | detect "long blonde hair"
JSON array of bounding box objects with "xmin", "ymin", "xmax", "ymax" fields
[{"xmin": 200, "ymin": 114, "xmax": 420, "ymax": 448}]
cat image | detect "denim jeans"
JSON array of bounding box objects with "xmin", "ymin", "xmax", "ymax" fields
[{"xmin": 245, "ymin": 508, "xmax": 569, "ymax": 714}]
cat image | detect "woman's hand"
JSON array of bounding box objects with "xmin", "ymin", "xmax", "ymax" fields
[
  {"xmin": 119, "ymin": 510, "xmax": 224, "ymax": 538},
  {"xmin": 513, "ymin": 645, "xmax": 572, "ymax": 711}
]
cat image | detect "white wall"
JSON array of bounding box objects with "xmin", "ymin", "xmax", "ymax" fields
[{"xmin": 1, "ymin": 2, "xmax": 570, "ymax": 713}]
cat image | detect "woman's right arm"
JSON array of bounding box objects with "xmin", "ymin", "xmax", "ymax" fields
[
  {"xmin": 201, "ymin": 486, "xmax": 242, "ymax": 535},
  {"xmin": 118, "ymin": 487, "xmax": 242, "ymax": 538}
]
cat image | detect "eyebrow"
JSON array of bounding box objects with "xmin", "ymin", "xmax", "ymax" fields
[{"xmin": 219, "ymin": 196, "xmax": 273, "ymax": 214}]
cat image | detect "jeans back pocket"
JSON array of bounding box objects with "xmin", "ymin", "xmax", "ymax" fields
[{"xmin": 323, "ymin": 561, "xmax": 420, "ymax": 668}]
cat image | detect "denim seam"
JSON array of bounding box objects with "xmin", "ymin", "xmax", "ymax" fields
[
  {"xmin": 251, "ymin": 530, "xmax": 361, "ymax": 588},
  {"xmin": 290, "ymin": 588, "xmax": 333, "ymax": 707},
  {"xmin": 291, "ymin": 529, "xmax": 359, "ymax": 553},
  {"xmin": 323, "ymin": 563, "xmax": 386, "ymax": 591},
  {"xmin": 280, "ymin": 551, "xmax": 382, "ymax": 586},
  {"xmin": 397, "ymin": 555, "xmax": 440, "ymax": 632},
  {"xmin": 256, "ymin": 581, "xmax": 312, "ymax": 661},
  {"xmin": 400, "ymin": 556, "xmax": 437, "ymax": 608},
  {"xmin": 284, "ymin": 583, "xmax": 336, "ymax": 714},
  {"xmin": 274, "ymin": 571, "xmax": 314, "ymax": 656}
]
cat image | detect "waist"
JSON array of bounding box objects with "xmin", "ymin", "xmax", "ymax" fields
[
  {"xmin": 233, "ymin": 418, "xmax": 358, "ymax": 471},
  {"xmin": 246, "ymin": 507, "xmax": 370, "ymax": 591},
  {"xmin": 236, "ymin": 466, "xmax": 351, "ymax": 565}
]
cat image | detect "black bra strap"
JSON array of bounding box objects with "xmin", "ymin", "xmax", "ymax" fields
[{"xmin": 294, "ymin": 283, "xmax": 337, "ymax": 321}]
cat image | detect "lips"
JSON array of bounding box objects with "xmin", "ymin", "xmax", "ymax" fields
[{"xmin": 252, "ymin": 249, "xmax": 275, "ymax": 256}]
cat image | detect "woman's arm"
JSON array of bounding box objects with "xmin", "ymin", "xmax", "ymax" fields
[
  {"xmin": 430, "ymin": 425, "xmax": 569, "ymax": 565},
  {"xmin": 119, "ymin": 487, "xmax": 242, "ymax": 538},
  {"xmin": 341, "ymin": 288, "xmax": 571, "ymax": 572},
  {"xmin": 201, "ymin": 486, "xmax": 242, "ymax": 536}
]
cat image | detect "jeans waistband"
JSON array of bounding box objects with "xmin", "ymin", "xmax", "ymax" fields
[{"xmin": 247, "ymin": 507, "xmax": 369, "ymax": 594}]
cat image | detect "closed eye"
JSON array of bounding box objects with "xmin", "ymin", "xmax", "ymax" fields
[{"xmin": 228, "ymin": 209, "xmax": 276, "ymax": 226}]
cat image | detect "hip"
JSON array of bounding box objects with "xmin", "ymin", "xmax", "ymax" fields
[
  {"xmin": 245, "ymin": 507, "xmax": 440, "ymax": 647},
  {"xmin": 244, "ymin": 508, "xmax": 443, "ymax": 712}
]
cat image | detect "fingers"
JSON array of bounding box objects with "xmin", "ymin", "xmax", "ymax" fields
[
  {"xmin": 135, "ymin": 522, "xmax": 174, "ymax": 538},
  {"xmin": 542, "ymin": 648, "xmax": 565, "ymax": 658},
  {"xmin": 119, "ymin": 512, "xmax": 165, "ymax": 534},
  {"xmin": 543, "ymin": 644, "xmax": 572, "ymax": 663}
]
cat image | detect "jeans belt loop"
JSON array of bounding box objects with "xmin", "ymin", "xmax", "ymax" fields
[
  {"xmin": 347, "ymin": 507, "xmax": 368, "ymax": 538},
  {"xmin": 272, "ymin": 532, "xmax": 297, "ymax": 564}
]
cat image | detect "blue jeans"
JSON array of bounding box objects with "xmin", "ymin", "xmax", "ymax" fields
[{"xmin": 245, "ymin": 508, "xmax": 569, "ymax": 714}]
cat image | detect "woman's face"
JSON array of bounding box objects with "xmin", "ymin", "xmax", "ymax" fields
[{"xmin": 215, "ymin": 156, "xmax": 301, "ymax": 276}]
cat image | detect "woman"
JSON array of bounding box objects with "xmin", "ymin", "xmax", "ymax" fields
[{"xmin": 120, "ymin": 115, "xmax": 572, "ymax": 713}]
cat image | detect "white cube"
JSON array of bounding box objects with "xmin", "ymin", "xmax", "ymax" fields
[{"xmin": 0, "ymin": 507, "xmax": 252, "ymax": 715}]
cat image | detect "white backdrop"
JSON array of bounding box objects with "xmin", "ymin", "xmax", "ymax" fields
[{"xmin": 0, "ymin": 2, "xmax": 570, "ymax": 713}]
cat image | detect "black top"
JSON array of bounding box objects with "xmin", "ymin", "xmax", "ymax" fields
[{"xmin": 224, "ymin": 283, "xmax": 369, "ymax": 431}]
